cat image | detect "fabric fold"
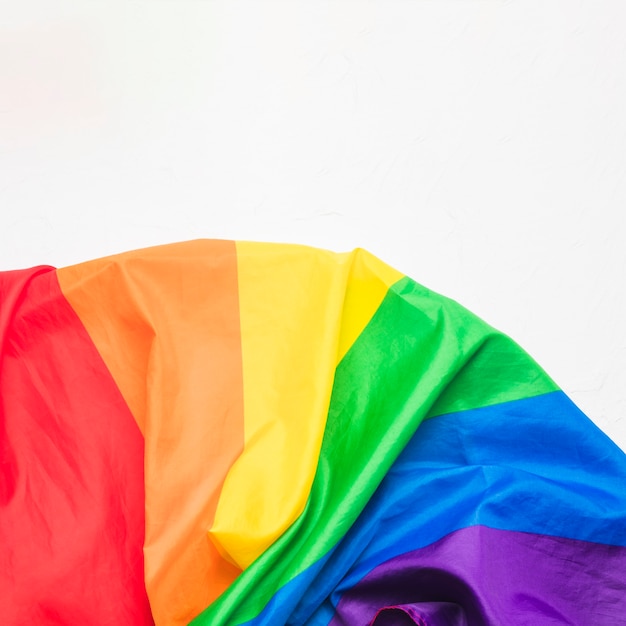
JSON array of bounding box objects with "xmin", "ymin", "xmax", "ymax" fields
[{"xmin": 2, "ymin": 240, "xmax": 625, "ymax": 626}]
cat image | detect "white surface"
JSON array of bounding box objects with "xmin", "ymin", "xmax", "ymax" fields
[{"xmin": 1, "ymin": 1, "xmax": 625, "ymax": 450}]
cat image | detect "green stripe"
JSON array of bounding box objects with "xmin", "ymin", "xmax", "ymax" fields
[
  {"xmin": 191, "ymin": 277, "xmax": 557, "ymax": 625},
  {"xmin": 391, "ymin": 281, "xmax": 561, "ymax": 419},
  {"xmin": 425, "ymin": 330, "xmax": 558, "ymax": 418}
]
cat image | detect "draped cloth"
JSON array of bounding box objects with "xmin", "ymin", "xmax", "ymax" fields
[{"xmin": 2, "ymin": 240, "xmax": 625, "ymax": 625}]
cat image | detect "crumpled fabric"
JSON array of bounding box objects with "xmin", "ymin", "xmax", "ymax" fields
[{"xmin": 1, "ymin": 240, "xmax": 625, "ymax": 626}]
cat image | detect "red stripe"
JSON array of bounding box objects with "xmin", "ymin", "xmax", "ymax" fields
[{"xmin": 0, "ymin": 268, "xmax": 153, "ymax": 624}]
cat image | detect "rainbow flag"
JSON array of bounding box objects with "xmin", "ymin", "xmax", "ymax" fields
[{"xmin": 2, "ymin": 240, "xmax": 625, "ymax": 626}]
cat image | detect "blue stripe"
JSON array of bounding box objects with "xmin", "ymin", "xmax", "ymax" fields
[{"xmin": 242, "ymin": 391, "xmax": 626, "ymax": 625}]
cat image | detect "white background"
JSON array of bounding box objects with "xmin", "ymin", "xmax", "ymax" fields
[{"xmin": 1, "ymin": 1, "xmax": 625, "ymax": 450}]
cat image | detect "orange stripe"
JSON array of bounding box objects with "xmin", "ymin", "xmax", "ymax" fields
[{"xmin": 57, "ymin": 240, "xmax": 244, "ymax": 626}]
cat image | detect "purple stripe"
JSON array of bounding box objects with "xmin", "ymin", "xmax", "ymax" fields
[{"xmin": 330, "ymin": 525, "xmax": 626, "ymax": 626}]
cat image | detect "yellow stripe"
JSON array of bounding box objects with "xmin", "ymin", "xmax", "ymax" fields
[
  {"xmin": 209, "ymin": 243, "xmax": 403, "ymax": 569},
  {"xmin": 336, "ymin": 248, "xmax": 404, "ymax": 363}
]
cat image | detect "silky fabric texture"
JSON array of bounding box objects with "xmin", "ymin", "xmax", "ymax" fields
[{"xmin": 1, "ymin": 240, "xmax": 625, "ymax": 626}]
